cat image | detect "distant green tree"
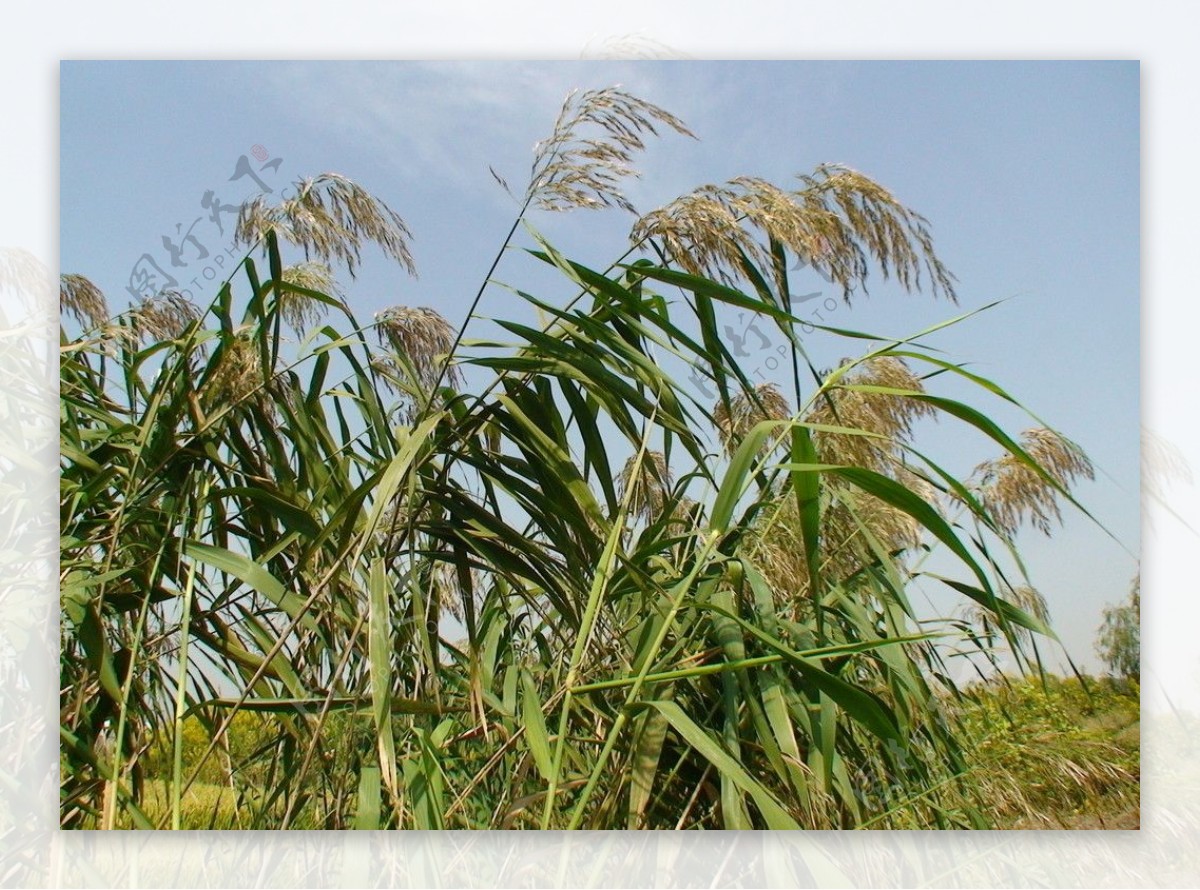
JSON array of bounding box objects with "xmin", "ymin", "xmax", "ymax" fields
[{"xmin": 1096, "ymin": 575, "xmax": 1140, "ymax": 682}]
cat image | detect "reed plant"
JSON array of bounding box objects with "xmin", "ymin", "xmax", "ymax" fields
[{"xmin": 60, "ymin": 86, "xmax": 1105, "ymax": 830}]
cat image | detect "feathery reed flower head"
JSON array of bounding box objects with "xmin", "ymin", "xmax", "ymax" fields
[
  {"xmin": 60, "ymin": 274, "xmax": 109, "ymax": 331},
  {"xmin": 580, "ymin": 34, "xmax": 692, "ymax": 60},
  {"xmin": 528, "ymin": 86, "xmax": 696, "ymax": 214},
  {"xmin": 374, "ymin": 305, "xmax": 462, "ymax": 392},
  {"xmin": 2, "ymin": 247, "xmax": 52, "ymax": 315},
  {"xmin": 202, "ymin": 328, "xmax": 267, "ymax": 411},
  {"xmin": 616, "ymin": 449, "xmax": 673, "ymax": 521},
  {"xmin": 130, "ymin": 290, "xmax": 201, "ymax": 342},
  {"xmin": 236, "ymin": 173, "xmax": 416, "ymax": 279},
  {"xmin": 279, "ymin": 262, "xmax": 343, "ymax": 332},
  {"xmin": 957, "ymin": 584, "xmax": 1049, "ymax": 647},
  {"xmin": 713, "ymin": 382, "xmax": 791, "ymax": 456},
  {"xmin": 633, "ymin": 164, "xmax": 957, "ymax": 302},
  {"xmin": 972, "ymin": 428, "xmax": 1094, "ymax": 537},
  {"xmin": 806, "ymin": 355, "xmax": 935, "ymax": 473}
]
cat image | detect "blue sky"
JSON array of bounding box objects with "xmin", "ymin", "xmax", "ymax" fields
[{"xmin": 60, "ymin": 60, "xmax": 1140, "ymax": 674}]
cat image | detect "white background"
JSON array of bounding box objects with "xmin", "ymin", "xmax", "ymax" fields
[{"xmin": 2, "ymin": 2, "xmax": 1196, "ymax": 886}]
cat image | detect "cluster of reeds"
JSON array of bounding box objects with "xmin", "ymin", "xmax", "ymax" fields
[{"xmin": 57, "ymin": 86, "xmax": 1108, "ymax": 831}]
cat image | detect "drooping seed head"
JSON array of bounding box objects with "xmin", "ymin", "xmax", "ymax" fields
[
  {"xmin": 374, "ymin": 305, "xmax": 462, "ymax": 393},
  {"xmin": 633, "ymin": 165, "xmax": 957, "ymax": 302},
  {"xmin": 278, "ymin": 262, "xmax": 344, "ymax": 332},
  {"xmin": 972, "ymin": 428, "xmax": 1095, "ymax": 537},
  {"xmin": 130, "ymin": 290, "xmax": 201, "ymax": 342},
  {"xmin": 616, "ymin": 449, "xmax": 673, "ymax": 521},
  {"xmin": 236, "ymin": 173, "xmax": 416, "ymax": 279},
  {"xmin": 713, "ymin": 382, "xmax": 791, "ymax": 456},
  {"xmin": 528, "ymin": 86, "xmax": 695, "ymax": 214},
  {"xmin": 60, "ymin": 274, "xmax": 109, "ymax": 331}
]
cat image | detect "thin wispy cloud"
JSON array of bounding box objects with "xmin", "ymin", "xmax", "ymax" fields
[{"xmin": 259, "ymin": 62, "xmax": 677, "ymax": 203}]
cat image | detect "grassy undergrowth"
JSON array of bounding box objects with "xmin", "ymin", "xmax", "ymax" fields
[
  {"xmin": 956, "ymin": 675, "xmax": 1139, "ymax": 829},
  {"xmin": 100, "ymin": 674, "xmax": 1138, "ymax": 830}
]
